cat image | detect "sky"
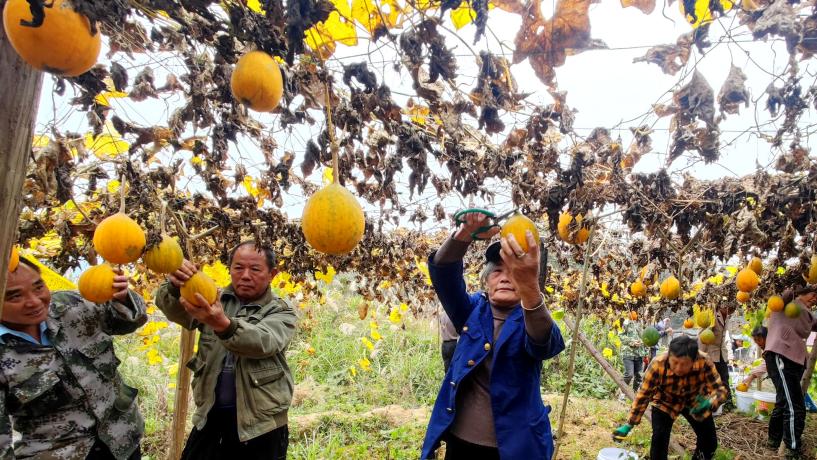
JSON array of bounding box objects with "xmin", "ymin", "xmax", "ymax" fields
[{"xmin": 32, "ymin": 0, "xmax": 816, "ymax": 238}]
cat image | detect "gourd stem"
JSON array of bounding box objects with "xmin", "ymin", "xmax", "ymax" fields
[
  {"xmin": 324, "ymin": 78, "xmax": 339, "ymax": 185},
  {"xmin": 119, "ymin": 174, "xmax": 127, "ymax": 214},
  {"xmin": 159, "ymin": 200, "xmax": 167, "ymax": 235}
]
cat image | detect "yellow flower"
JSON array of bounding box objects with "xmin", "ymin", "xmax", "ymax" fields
[
  {"xmin": 602, "ymin": 347, "xmax": 614, "ymax": 359},
  {"xmin": 399, "ymin": 302, "xmax": 409, "ymax": 312},
  {"xmin": 360, "ymin": 337, "xmax": 375, "ymax": 351},
  {"xmin": 389, "ymin": 308, "xmax": 402, "ymax": 324},
  {"xmin": 306, "ymin": 346, "xmax": 316, "ymax": 355},
  {"xmin": 349, "ymin": 366, "xmax": 357, "ymax": 377},
  {"xmin": 358, "ymin": 357, "xmax": 371, "ymax": 372},
  {"xmin": 146, "ymin": 348, "xmax": 163, "ymax": 365},
  {"xmin": 370, "ymin": 329, "xmax": 382, "ymax": 341}
]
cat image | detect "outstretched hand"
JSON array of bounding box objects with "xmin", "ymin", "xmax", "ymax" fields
[
  {"xmin": 179, "ymin": 292, "xmax": 231, "ymax": 333},
  {"xmin": 112, "ymin": 267, "xmax": 131, "ymax": 302},
  {"xmin": 168, "ymin": 259, "xmax": 198, "ymax": 288},
  {"xmin": 453, "ymin": 211, "xmax": 500, "ymax": 242}
]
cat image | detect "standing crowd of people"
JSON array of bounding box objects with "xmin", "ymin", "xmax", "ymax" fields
[{"xmin": 1, "ymin": 208, "xmax": 816, "ymax": 459}]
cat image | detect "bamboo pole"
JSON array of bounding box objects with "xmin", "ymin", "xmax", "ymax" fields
[
  {"xmin": 563, "ymin": 317, "xmax": 685, "ymax": 456},
  {"xmin": 552, "ymin": 228, "xmax": 595, "ymax": 459},
  {"xmin": 0, "ymin": 23, "xmax": 43, "ymax": 316}
]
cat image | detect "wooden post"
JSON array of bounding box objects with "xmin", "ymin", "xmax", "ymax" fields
[
  {"xmin": 170, "ymin": 328, "xmax": 196, "ymax": 460},
  {"xmin": 552, "ymin": 230, "xmax": 595, "ymax": 460},
  {"xmin": 801, "ymin": 337, "xmax": 817, "ymax": 395},
  {"xmin": 0, "ymin": 23, "xmax": 43, "ymax": 316},
  {"xmin": 564, "ymin": 317, "xmax": 685, "ymax": 456}
]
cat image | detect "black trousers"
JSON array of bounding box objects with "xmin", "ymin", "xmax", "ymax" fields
[
  {"xmin": 85, "ymin": 439, "xmax": 141, "ymax": 460},
  {"xmin": 623, "ymin": 357, "xmax": 643, "ymax": 391},
  {"xmin": 441, "ymin": 340, "xmax": 457, "ymax": 373},
  {"xmin": 181, "ymin": 407, "xmax": 288, "ymax": 460},
  {"xmin": 714, "ymin": 359, "xmax": 732, "ymax": 406},
  {"xmin": 765, "ymin": 351, "xmax": 806, "ymax": 451},
  {"xmin": 443, "ymin": 434, "xmax": 499, "ymax": 460},
  {"xmin": 651, "ymin": 408, "xmax": 717, "ymax": 460}
]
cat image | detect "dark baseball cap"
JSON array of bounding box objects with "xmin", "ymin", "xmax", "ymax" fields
[{"xmin": 485, "ymin": 241, "xmax": 502, "ymax": 264}]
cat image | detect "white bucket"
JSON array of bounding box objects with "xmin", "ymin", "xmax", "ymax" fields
[
  {"xmin": 735, "ymin": 390, "xmax": 754, "ymax": 414},
  {"xmin": 597, "ymin": 447, "xmax": 639, "ymax": 460},
  {"xmin": 754, "ymin": 390, "xmax": 777, "ymax": 418}
]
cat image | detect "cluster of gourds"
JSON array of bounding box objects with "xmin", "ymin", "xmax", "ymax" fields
[
  {"xmin": 76, "ymin": 212, "xmax": 218, "ymax": 305},
  {"xmin": 3, "ymin": 0, "xmax": 368, "ymax": 258}
]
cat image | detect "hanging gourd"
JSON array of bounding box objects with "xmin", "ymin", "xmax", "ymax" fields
[
  {"xmin": 230, "ymin": 50, "xmax": 284, "ymax": 112},
  {"xmin": 660, "ymin": 275, "xmax": 681, "ymax": 300},
  {"xmin": 500, "ymin": 213, "xmax": 540, "ymax": 252},
  {"xmin": 557, "ymin": 211, "xmax": 590, "ymax": 244},
  {"xmin": 301, "ymin": 86, "xmax": 365, "ymax": 255},
  {"xmin": 143, "ymin": 203, "xmax": 184, "ymax": 274},
  {"xmin": 8, "ymin": 245, "xmax": 20, "ymax": 272},
  {"xmin": 93, "ymin": 178, "xmax": 146, "ymax": 264},
  {"xmin": 180, "ymin": 272, "xmax": 218, "ymax": 305},
  {"xmin": 2, "ymin": 0, "xmax": 101, "ymax": 76},
  {"xmin": 78, "ymin": 263, "xmax": 116, "ymax": 303},
  {"xmin": 735, "ymin": 268, "xmax": 759, "ymax": 292}
]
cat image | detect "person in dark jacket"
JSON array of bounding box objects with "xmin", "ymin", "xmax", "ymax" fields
[{"xmin": 421, "ymin": 211, "xmax": 565, "ymax": 460}]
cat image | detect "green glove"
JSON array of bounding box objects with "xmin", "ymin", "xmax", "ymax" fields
[
  {"xmin": 612, "ymin": 424, "xmax": 632, "ymax": 441},
  {"xmin": 690, "ymin": 395, "xmax": 713, "ymax": 415}
]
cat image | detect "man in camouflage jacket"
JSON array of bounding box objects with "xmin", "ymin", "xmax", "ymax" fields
[{"xmin": 0, "ymin": 257, "xmax": 147, "ymax": 459}]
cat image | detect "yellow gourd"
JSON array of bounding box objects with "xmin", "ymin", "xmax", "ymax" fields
[
  {"xmin": 143, "ymin": 235, "xmax": 184, "ymax": 274},
  {"xmin": 805, "ymin": 255, "xmax": 817, "ymax": 284},
  {"xmin": 683, "ymin": 318, "xmax": 694, "ymax": 329},
  {"xmin": 93, "ymin": 213, "xmax": 146, "ymax": 264},
  {"xmin": 630, "ymin": 280, "xmax": 647, "ymax": 298},
  {"xmin": 736, "ymin": 291, "xmax": 750, "ymax": 303},
  {"xmin": 2, "ymin": 0, "xmax": 100, "ymax": 76},
  {"xmin": 699, "ymin": 328, "xmax": 716, "ymax": 345},
  {"xmin": 660, "ymin": 276, "xmax": 681, "ymax": 300},
  {"xmin": 8, "ymin": 245, "xmax": 19, "ymax": 272},
  {"xmin": 735, "ymin": 268, "xmax": 759, "ymax": 292},
  {"xmin": 767, "ymin": 295, "xmax": 784, "ymax": 312},
  {"xmin": 230, "ymin": 50, "xmax": 284, "ymax": 112},
  {"xmin": 301, "ymin": 183, "xmax": 365, "ymax": 255},
  {"xmin": 557, "ymin": 212, "xmax": 590, "ymax": 244},
  {"xmin": 499, "ymin": 213, "xmax": 539, "ymax": 252},
  {"xmin": 749, "ymin": 257, "xmax": 763, "ymax": 275},
  {"xmin": 78, "ymin": 264, "xmax": 116, "ymax": 303},
  {"xmin": 180, "ymin": 272, "xmax": 218, "ymax": 305}
]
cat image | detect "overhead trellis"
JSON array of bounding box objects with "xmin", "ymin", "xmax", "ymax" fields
[{"xmin": 8, "ymin": 0, "xmax": 817, "ymax": 312}]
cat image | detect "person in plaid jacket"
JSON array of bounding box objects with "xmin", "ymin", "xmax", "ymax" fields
[{"xmin": 613, "ymin": 335, "xmax": 727, "ymax": 460}]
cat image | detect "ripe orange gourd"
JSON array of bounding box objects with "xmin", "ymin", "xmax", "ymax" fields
[
  {"xmin": 629, "ymin": 311, "xmax": 638, "ymax": 321},
  {"xmin": 499, "ymin": 213, "xmax": 539, "ymax": 252},
  {"xmin": 93, "ymin": 213, "xmax": 146, "ymax": 264},
  {"xmin": 749, "ymin": 257, "xmax": 762, "ymax": 275},
  {"xmin": 180, "ymin": 272, "xmax": 219, "ymax": 305},
  {"xmin": 660, "ymin": 276, "xmax": 681, "ymax": 300},
  {"xmin": 736, "ymin": 291, "xmax": 750, "ymax": 303},
  {"xmin": 78, "ymin": 263, "xmax": 116, "ymax": 303},
  {"xmin": 230, "ymin": 51, "xmax": 284, "ymax": 112},
  {"xmin": 557, "ymin": 212, "xmax": 590, "ymax": 244},
  {"xmin": 767, "ymin": 295, "xmax": 784, "ymax": 312},
  {"xmin": 2, "ymin": 0, "xmax": 100, "ymax": 76},
  {"xmin": 735, "ymin": 268, "xmax": 759, "ymax": 292},
  {"xmin": 683, "ymin": 318, "xmax": 694, "ymax": 328},
  {"xmin": 8, "ymin": 245, "xmax": 19, "ymax": 272},
  {"xmin": 301, "ymin": 183, "xmax": 365, "ymax": 255},
  {"xmin": 143, "ymin": 235, "xmax": 184, "ymax": 274},
  {"xmin": 630, "ymin": 280, "xmax": 647, "ymax": 298}
]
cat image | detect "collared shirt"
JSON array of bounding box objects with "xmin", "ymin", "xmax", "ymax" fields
[
  {"xmin": 0, "ymin": 321, "xmax": 50, "ymax": 346},
  {"xmin": 628, "ymin": 352, "xmax": 727, "ymax": 426}
]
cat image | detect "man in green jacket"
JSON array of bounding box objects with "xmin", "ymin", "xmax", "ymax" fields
[{"xmin": 154, "ymin": 241, "xmax": 297, "ymax": 460}]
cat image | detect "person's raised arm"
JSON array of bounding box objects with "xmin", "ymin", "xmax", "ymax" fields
[{"xmin": 154, "ymin": 259, "xmax": 199, "ymax": 329}]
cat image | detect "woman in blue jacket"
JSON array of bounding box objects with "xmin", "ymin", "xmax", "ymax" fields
[{"xmin": 421, "ymin": 211, "xmax": 565, "ymax": 460}]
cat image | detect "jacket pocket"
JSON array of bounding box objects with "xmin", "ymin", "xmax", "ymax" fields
[
  {"xmin": 113, "ymin": 381, "xmax": 139, "ymax": 412},
  {"xmin": 77, "ymin": 334, "xmax": 118, "ymax": 379},
  {"xmin": 8, "ymin": 370, "xmax": 73, "ymax": 417},
  {"xmin": 249, "ymin": 364, "xmax": 290, "ymax": 414}
]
